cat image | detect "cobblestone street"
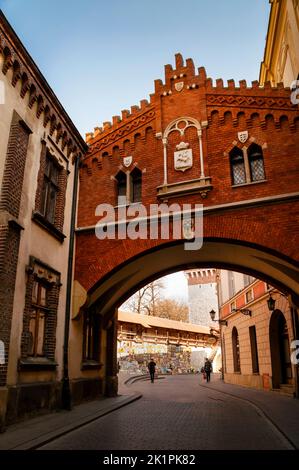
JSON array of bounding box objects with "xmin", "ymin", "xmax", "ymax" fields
[{"xmin": 39, "ymin": 375, "xmax": 296, "ymax": 450}]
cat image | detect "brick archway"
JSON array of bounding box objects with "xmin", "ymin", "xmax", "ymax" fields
[
  {"xmin": 73, "ymin": 233, "xmax": 299, "ymax": 398},
  {"xmin": 72, "ymin": 53, "xmax": 299, "ymax": 399},
  {"xmin": 77, "ymin": 236, "xmax": 299, "ymax": 317}
]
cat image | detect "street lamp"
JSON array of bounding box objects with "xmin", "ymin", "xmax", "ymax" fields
[
  {"xmin": 267, "ymin": 294, "xmax": 276, "ymax": 312},
  {"xmin": 210, "ymin": 309, "xmax": 216, "ymax": 321},
  {"xmin": 231, "ymin": 308, "xmax": 252, "ymax": 316},
  {"xmin": 210, "ymin": 309, "xmax": 228, "ymax": 326}
]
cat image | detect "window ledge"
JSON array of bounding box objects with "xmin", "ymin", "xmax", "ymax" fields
[
  {"xmin": 157, "ymin": 177, "xmax": 212, "ymax": 200},
  {"xmin": 19, "ymin": 357, "xmax": 58, "ymax": 371},
  {"xmin": 232, "ymin": 179, "xmax": 267, "ymax": 188},
  {"xmin": 32, "ymin": 211, "xmax": 66, "ymax": 242},
  {"xmin": 81, "ymin": 360, "xmax": 103, "ymax": 371}
]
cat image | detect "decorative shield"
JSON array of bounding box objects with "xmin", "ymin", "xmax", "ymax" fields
[
  {"xmin": 174, "ymin": 148, "xmax": 193, "ymax": 172},
  {"xmin": 238, "ymin": 131, "xmax": 248, "ymax": 144},
  {"xmin": 175, "ymin": 82, "xmax": 184, "ymax": 92},
  {"xmin": 123, "ymin": 156, "xmax": 133, "ymax": 167}
]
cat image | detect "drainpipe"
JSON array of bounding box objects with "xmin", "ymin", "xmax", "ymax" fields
[
  {"xmin": 290, "ymin": 296, "xmax": 299, "ymax": 399},
  {"xmin": 293, "ymin": 308, "xmax": 299, "ymax": 399},
  {"xmin": 62, "ymin": 153, "xmax": 81, "ymax": 410},
  {"xmin": 215, "ymin": 271, "xmax": 224, "ymax": 380}
]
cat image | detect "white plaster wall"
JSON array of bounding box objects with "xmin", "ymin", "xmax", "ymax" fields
[
  {"xmin": 188, "ymin": 282, "xmax": 218, "ymax": 327},
  {"xmin": 219, "ymin": 270, "xmax": 247, "ymax": 305}
]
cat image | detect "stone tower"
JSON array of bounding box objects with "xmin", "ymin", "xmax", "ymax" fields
[{"xmin": 185, "ymin": 269, "xmax": 218, "ymax": 327}]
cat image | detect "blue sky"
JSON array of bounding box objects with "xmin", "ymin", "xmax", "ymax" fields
[{"xmin": 0, "ymin": 0, "xmax": 270, "ymax": 137}]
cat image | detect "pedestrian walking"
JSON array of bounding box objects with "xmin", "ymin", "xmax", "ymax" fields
[
  {"xmin": 200, "ymin": 366, "xmax": 206, "ymax": 381},
  {"xmin": 204, "ymin": 359, "xmax": 212, "ymax": 383},
  {"xmin": 148, "ymin": 358, "xmax": 156, "ymax": 383}
]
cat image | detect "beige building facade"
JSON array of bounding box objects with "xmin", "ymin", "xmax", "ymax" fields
[
  {"xmin": 0, "ymin": 12, "xmax": 86, "ymax": 428},
  {"xmin": 260, "ymin": 0, "xmax": 299, "ymax": 87},
  {"xmin": 219, "ymin": 275, "xmax": 297, "ymax": 396}
]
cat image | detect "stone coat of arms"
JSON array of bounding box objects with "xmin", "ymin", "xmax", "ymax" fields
[
  {"xmin": 123, "ymin": 156, "xmax": 133, "ymax": 167},
  {"xmin": 238, "ymin": 131, "xmax": 248, "ymax": 144},
  {"xmin": 174, "ymin": 142, "xmax": 193, "ymax": 172}
]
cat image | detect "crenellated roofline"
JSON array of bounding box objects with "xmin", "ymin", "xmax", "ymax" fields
[{"xmin": 84, "ymin": 52, "xmax": 297, "ymax": 168}]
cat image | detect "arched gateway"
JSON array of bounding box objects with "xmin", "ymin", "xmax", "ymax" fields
[{"xmin": 71, "ymin": 54, "xmax": 299, "ymax": 400}]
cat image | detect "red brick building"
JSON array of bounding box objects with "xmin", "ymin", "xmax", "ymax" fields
[{"xmin": 72, "ymin": 53, "xmax": 299, "ymax": 398}]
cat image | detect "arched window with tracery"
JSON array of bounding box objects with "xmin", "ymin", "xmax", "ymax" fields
[
  {"xmin": 130, "ymin": 167, "xmax": 142, "ymax": 203},
  {"xmin": 248, "ymin": 143, "xmax": 265, "ymax": 182},
  {"xmin": 230, "ymin": 147, "xmax": 246, "ymax": 185},
  {"xmin": 115, "ymin": 170, "xmax": 127, "ymax": 204}
]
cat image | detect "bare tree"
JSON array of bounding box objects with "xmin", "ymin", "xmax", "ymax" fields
[{"xmin": 122, "ymin": 279, "xmax": 164, "ymax": 315}]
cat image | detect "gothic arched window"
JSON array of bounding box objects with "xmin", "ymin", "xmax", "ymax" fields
[
  {"xmin": 130, "ymin": 167, "xmax": 142, "ymax": 203},
  {"xmin": 115, "ymin": 170, "xmax": 127, "ymax": 204},
  {"xmin": 248, "ymin": 143, "xmax": 265, "ymax": 182},
  {"xmin": 230, "ymin": 147, "xmax": 246, "ymax": 185}
]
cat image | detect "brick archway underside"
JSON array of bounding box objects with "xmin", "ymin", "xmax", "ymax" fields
[{"xmin": 77, "ymin": 237, "xmax": 299, "ymax": 317}]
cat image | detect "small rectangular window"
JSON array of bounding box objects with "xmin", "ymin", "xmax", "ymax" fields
[
  {"xmin": 40, "ymin": 152, "xmax": 60, "ymax": 224},
  {"xmin": 28, "ymin": 280, "xmax": 49, "ymax": 357},
  {"xmin": 249, "ymin": 326, "xmax": 259, "ymax": 374},
  {"xmin": 245, "ymin": 290, "xmax": 253, "ymax": 303},
  {"xmin": 83, "ymin": 310, "xmax": 100, "ymax": 361},
  {"xmin": 228, "ymin": 271, "xmax": 235, "ymax": 298}
]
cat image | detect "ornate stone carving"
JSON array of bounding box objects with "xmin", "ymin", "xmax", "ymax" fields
[
  {"xmin": 26, "ymin": 257, "xmax": 61, "ymax": 286},
  {"xmin": 238, "ymin": 131, "xmax": 249, "ymax": 143},
  {"xmin": 174, "ymin": 142, "xmax": 193, "ymax": 172},
  {"xmin": 123, "ymin": 156, "xmax": 133, "ymax": 167},
  {"xmin": 90, "ymin": 109, "xmax": 155, "ymax": 154},
  {"xmin": 206, "ymin": 94, "xmax": 293, "ymax": 110}
]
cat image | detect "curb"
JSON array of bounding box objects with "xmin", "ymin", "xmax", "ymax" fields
[
  {"xmin": 10, "ymin": 392, "xmax": 142, "ymax": 450},
  {"xmin": 199, "ymin": 383, "xmax": 297, "ymax": 450},
  {"xmin": 125, "ymin": 375, "xmax": 165, "ymax": 385}
]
